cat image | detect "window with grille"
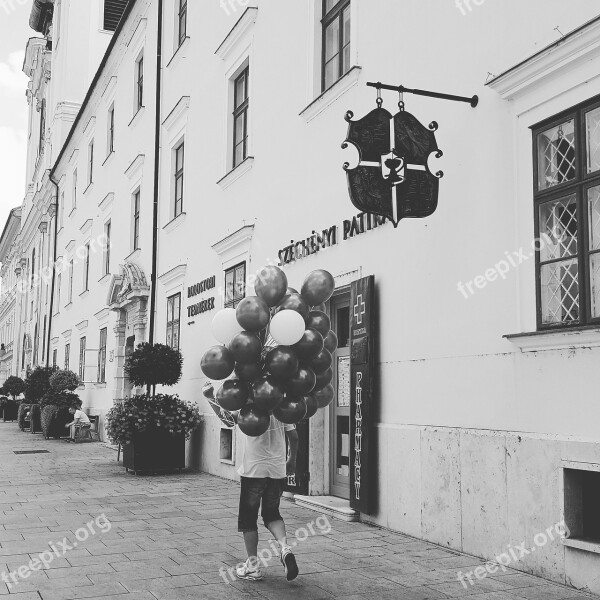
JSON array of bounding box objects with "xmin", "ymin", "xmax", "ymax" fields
[
  {"xmin": 178, "ymin": 0, "xmax": 187, "ymax": 47},
  {"xmin": 98, "ymin": 328, "xmax": 107, "ymax": 383},
  {"xmin": 533, "ymin": 96, "xmax": 600, "ymax": 329},
  {"xmin": 103, "ymin": 0, "xmax": 129, "ymax": 32},
  {"xmin": 224, "ymin": 262, "xmax": 246, "ymax": 309},
  {"xmin": 166, "ymin": 293, "xmax": 181, "ymax": 350},
  {"xmin": 174, "ymin": 142, "xmax": 184, "ymax": 217},
  {"xmin": 79, "ymin": 337, "xmax": 86, "ymax": 381},
  {"xmin": 322, "ymin": 0, "xmax": 351, "ymax": 91},
  {"xmin": 233, "ymin": 67, "xmax": 249, "ymax": 169}
]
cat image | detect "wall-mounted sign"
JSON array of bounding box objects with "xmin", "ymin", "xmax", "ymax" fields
[
  {"xmin": 187, "ymin": 275, "xmax": 217, "ymax": 319},
  {"xmin": 278, "ymin": 211, "xmax": 387, "ymax": 266}
]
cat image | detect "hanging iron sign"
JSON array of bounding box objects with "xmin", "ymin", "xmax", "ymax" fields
[{"xmin": 342, "ymin": 82, "xmax": 478, "ymax": 228}]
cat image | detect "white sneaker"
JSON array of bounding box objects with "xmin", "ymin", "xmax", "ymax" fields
[{"xmin": 236, "ymin": 558, "xmax": 264, "ymax": 581}]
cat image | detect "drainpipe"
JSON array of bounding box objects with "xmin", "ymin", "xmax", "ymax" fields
[
  {"xmin": 46, "ymin": 174, "xmax": 59, "ymax": 368},
  {"xmin": 148, "ymin": 0, "xmax": 164, "ymax": 346}
]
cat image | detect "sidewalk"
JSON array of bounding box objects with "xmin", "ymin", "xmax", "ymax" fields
[{"xmin": 0, "ymin": 422, "xmax": 595, "ymax": 600}]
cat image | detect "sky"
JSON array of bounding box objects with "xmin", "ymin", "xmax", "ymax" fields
[{"xmin": 0, "ymin": 0, "xmax": 34, "ymax": 231}]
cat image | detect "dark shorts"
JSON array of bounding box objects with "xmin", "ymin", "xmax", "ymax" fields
[{"xmin": 238, "ymin": 477, "xmax": 286, "ymax": 533}]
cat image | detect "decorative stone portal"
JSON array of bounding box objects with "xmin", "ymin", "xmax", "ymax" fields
[{"xmin": 106, "ymin": 263, "xmax": 150, "ymax": 400}]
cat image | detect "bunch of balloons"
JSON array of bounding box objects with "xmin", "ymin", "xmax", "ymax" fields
[{"xmin": 201, "ymin": 267, "xmax": 338, "ymax": 437}]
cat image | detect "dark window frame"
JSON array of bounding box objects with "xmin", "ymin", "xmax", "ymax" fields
[
  {"xmin": 224, "ymin": 262, "xmax": 247, "ymax": 309},
  {"xmin": 232, "ymin": 66, "xmax": 249, "ymax": 169},
  {"xmin": 136, "ymin": 54, "xmax": 144, "ymax": 112},
  {"xmin": 98, "ymin": 328, "xmax": 107, "ymax": 383},
  {"xmin": 65, "ymin": 342, "xmax": 70, "ymax": 371},
  {"xmin": 532, "ymin": 94, "xmax": 600, "ymax": 330},
  {"xmin": 133, "ymin": 189, "xmax": 141, "ymax": 250},
  {"xmin": 79, "ymin": 336, "xmax": 86, "ymax": 381},
  {"xmin": 166, "ymin": 293, "xmax": 181, "ymax": 350},
  {"xmin": 178, "ymin": 0, "xmax": 188, "ymax": 47},
  {"xmin": 108, "ymin": 104, "xmax": 115, "ymax": 154},
  {"xmin": 174, "ymin": 142, "xmax": 185, "ymax": 217},
  {"xmin": 321, "ymin": 0, "xmax": 351, "ymax": 92},
  {"xmin": 83, "ymin": 243, "xmax": 90, "ymax": 292},
  {"xmin": 103, "ymin": 220, "xmax": 111, "ymax": 276},
  {"xmin": 88, "ymin": 140, "xmax": 94, "ymax": 185}
]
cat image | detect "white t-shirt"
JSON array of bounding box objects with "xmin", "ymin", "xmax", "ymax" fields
[
  {"xmin": 74, "ymin": 410, "xmax": 90, "ymax": 424},
  {"xmin": 238, "ymin": 415, "xmax": 295, "ymax": 479}
]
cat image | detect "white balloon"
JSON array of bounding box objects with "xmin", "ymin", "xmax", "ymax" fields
[
  {"xmin": 270, "ymin": 310, "xmax": 306, "ymax": 346},
  {"xmin": 212, "ymin": 308, "xmax": 243, "ymax": 344}
]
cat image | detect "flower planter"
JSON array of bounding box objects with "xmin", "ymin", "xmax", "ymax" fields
[
  {"xmin": 123, "ymin": 428, "xmax": 186, "ymax": 474},
  {"xmin": 2, "ymin": 403, "xmax": 18, "ymax": 422}
]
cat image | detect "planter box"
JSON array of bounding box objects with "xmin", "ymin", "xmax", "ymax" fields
[
  {"xmin": 2, "ymin": 403, "xmax": 18, "ymax": 422},
  {"xmin": 123, "ymin": 429, "xmax": 186, "ymax": 474}
]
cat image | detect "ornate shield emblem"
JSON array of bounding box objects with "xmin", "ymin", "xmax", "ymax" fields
[{"xmin": 343, "ymin": 107, "xmax": 443, "ymax": 227}]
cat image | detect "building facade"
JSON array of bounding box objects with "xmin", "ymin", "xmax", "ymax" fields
[{"xmin": 1, "ymin": 0, "xmax": 600, "ymax": 592}]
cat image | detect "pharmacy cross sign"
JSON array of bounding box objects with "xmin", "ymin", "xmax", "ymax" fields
[{"xmin": 354, "ymin": 294, "xmax": 366, "ymax": 325}]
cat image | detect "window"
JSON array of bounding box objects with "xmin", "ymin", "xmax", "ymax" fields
[
  {"xmin": 564, "ymin": 467, "xmax": 600, "ymax": 543},
  {"xmin": 55, "ymin": 273, "xmax": 61, "ymax": 312},
  {"xmin": 31, "ymin": 249, "xmax": 35, "ymax": 288},
  {"xmin": 88, "ymin": 140, "xmax": 94, "ymax": 185},
  {"xmin": 224, "ymin": 262, "xmax": 246, "ymax": 308},
  {"xmin": 174, "ymin": 142, "xmax": 184, "ymax": 217},
  {"xmin": 38, "ymin": 99, "xmax": 46, "ymax": 156},
  {"xmin": 133, "ymin": 189, "xmax": 141, "ymax": 250},
  {"xmin": 21, "ymin": 334, "xmax": 26, "ymax": 369},
  {"xmin": 33, "ymin": 324, "xmax": 39, "ymax": 366},
  {"xmin": 322, "ymin": 0, "xmax": 351, "ymax": 91},
  {"xmin": 107, "ymin": 104, "xmax": 115, "ymax": 154},
  {"xmin": 83, "ymin": 243, "xmax": 90, "ymax": 292},
  {"xmin": 135, "ymin": 54, "xmax": 144, "ymax": 112},
  {"xmin": 103, "ymin": 0, "xmax": 128, "ymax": 32},
  {"xmin": 166, "ymin": 293, "xmax": 181, "ymax": 350},
  {"xmin": 72, "ymin": 169, "xmax": 78, "ymax": 210},
  {"xmin": 98, "ymin": 328, "xmax": 107, "ymax": 383},
  {"xmin": 233, "ymin": 67, "xmax": 249, "ymax": 168},
  {"xmin": 103, "ymin": 221, "xmax": 111, "ymax": 276},
  {"xmin": 178, "ymin": 0, "xmax": 188, "ymax": 47},
  {"xmin": 68, "ymin": 259, "xmax": 74, "ymax": 303},
  {"xmin": 79, "ymin": 337, "xmax": 86, "ymax": 381},
  {"xmin": 533, "ymin": 97, "xmax": 600, "ymax": 328},
  {"xmin": 52, "ymin": 348, "xmax": 57, "ymax": 369},
  {"xmin": 42, "ymin": 316, "xmax": 47, "ymax": 362},
  {"xmin": 64, "ymin": 342, "xmax": 70, "ymax": 371},
  {"xmin": 59, "ymin": 190, "xmax": 65, "ymax": 228}
]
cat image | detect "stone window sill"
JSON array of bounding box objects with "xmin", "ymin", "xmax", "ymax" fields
[
  {"xmin": 129, "ymin": 107, "xmax": 145, "ymax": 128},
  {"xmin": 217, "ymin": 157, "xmax": 254, "ymax": 190},
  {"xmin": 102, "ymin": 151, "xmax": 115, "ymax": 166},
  {"xmin": 125, "ymin": 248, "xmax": 141, "ymax": 262},
  {"xmin": 562, "ymin": 538, "xmax": 600, "ymax": 555},
  {"xmin": 299, "ymin": 66, "xmax": 362, "ymax": 123},
  {"xmin": 504, "ymin": 326, "xmax": 600, "ymax": 352},
  {"xmin": 163, "ymin": 211, "xmax": 186, "ymax": 234},
  {"xmin": 167, "ymin": 36, "xmax": 190, "ymax": 68}
]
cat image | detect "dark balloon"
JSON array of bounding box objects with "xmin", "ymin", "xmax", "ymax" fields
[
  {"xmin": 216, "ymin": 379, "xmax": 250, "ymax": 411},
  {"xmin": 229, "ymin": 331, "xmax": 262, "ymax": 364},
  {"xmin": 252, "ymin": 377, "xmax": 285, "ymax": 412},
  {"xmin": 238, "ymin": 404, "xmax": 271, "ymax": 437},
  {"xmin": 301, "ymin": 270, "xmax": 335, "ymax": 306},
  {"xmin": 255, "ymin": 266, "xmax": 288, "ymax": 307},
  {"xmin": 293, "ymin": 328, "xmax": 324, "ymax": 360},
  {"xmin": 236, "ymin": 296, "xmax": 270, "ymax": 332},
  {"xmin": 266, "ymin": 347, "xmax": 299, "ymax": 382},
  {"xmin": 313, "ymin": 367, "xmax": 333, "ymax": 391},
  {"xmin": 273, "ymin": 396, "xmax": 307, "ymax": 424},
  {"xmin": 277, "ymin": 293, "xmax": 310, "ymax": 322},
  {"xmin": 201, "ymin": 346, "xmax": 235, "ymax": 380},
  {"xmin": 310, "ymin": 348, "xmax": 332, "ymax": 375},
  {"xmin": 307, "ymin": 311, "xmax": 331, "ymax": 337},
  {"xmin": 287, "ymin": 366, "xmax": 317, "ymax": 396},
  {"xmin": 235, "ymin": 362, "xmax": 263, "ymax": 382},
  {"xmin": 304, "ymin": 395, "xmax": 319, "ymax": 419},
  {"xmin": 323, "ymin": 330, "xmax": 338, "ymax": 353},
  {"xmin": 311, "ymin": 384, "xmax": 335, "ymax": 408}
]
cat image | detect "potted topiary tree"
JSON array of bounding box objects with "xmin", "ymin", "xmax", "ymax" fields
[
  {"xmin": 105, "ymin": 343, "xmax": 201, "ymax": 474},
  {"xmin": 41, "ymin": 370, "xmax": 81, "ymax": 439},
  {"xmin": 24, "ymin": 367, "xmax": 55, "ymax": 433},
  {"xmin": 3, "ymin": 377, "xmax": 24, "ymax": 422}
]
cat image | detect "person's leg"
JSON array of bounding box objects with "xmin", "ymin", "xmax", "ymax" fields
[
  {"xmin": 262, "ymin": 479, "xmax": 298, "ymax": 581},
  {"xmin": 237, "ymin": 477, "xmax": 266, "ymax": 580}
]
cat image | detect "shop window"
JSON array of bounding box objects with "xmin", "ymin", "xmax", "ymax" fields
[
  {"xmin": 564, "ymin": 467, "xmax": 600, "ymax": 542},
  {"xmin": 533, "ymin": 97, "xmax": 600, "ymax": 329}
]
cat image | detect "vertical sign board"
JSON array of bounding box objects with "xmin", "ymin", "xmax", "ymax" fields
[
  {"xmin": 350, "ymin": 275, "xmax": 376, "ymax": 514},
  {"xmin": 284, "ymin": 420, "xmax": 309, "ymax": 496}
]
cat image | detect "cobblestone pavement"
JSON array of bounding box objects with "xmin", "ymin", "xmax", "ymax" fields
[{"xmin": 0, "ymin": 422, "xmax": 596, "ymax": 600}]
